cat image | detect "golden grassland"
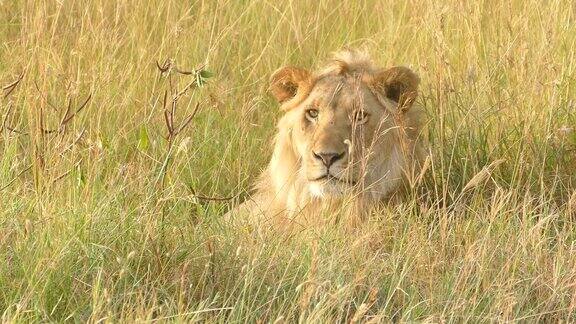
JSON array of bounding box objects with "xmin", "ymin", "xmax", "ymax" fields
[{"xmin": 1, "ymin": 0, "xmax": 576, "ymax": 322}]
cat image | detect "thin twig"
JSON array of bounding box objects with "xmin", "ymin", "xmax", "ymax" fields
[
  {"xmin": 5, "ymin": 126, "xmax": 27, "ymax": 135},
  {"xmin": 156, "ymin": 58, "xmax": 205, "ymax": 77},
  {"xmin": 156, "ymin": 59, "xmax": 171, "ymax": 73},
  {"xmin": 170, "ymin": 99, "xmax": 177, "ymax": 132},
  {"xmin": 163, "ymin": 109, "xmax": 172, "ymax": 136},
  {"xmin": 2, "ymin": 72, "xmax": 24, "ymax": 99},
  {"xmin": 155, "ymin": 58, "xmax": 208, "ymax": 190},
  {"xmin": 42, "ymin": 94, "xmax": 91, "ymax": 134},
  {"xmin": 174, "ymin": 80, "xmax": 199, "ymax": 100},
  {"xmin": 61, "ymin": 94, "xmax": 91, "ymax": 124},
  {"xmin": 162, "ymin": 90, "xmax": 173, "ymax": 137},
  {"xmin": 173, "ymin": 67, "xmax": 193, "ymax": 75},
  {"xmin": 60, "ymin": 98, "xmax": 73, "ymax": 126},
  {"xmin": 175, "ymin": 102, "xmax": 201, "ymax": 135}
]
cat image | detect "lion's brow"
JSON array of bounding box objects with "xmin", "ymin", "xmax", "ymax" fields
[{"xmin": 326, "ymin": 81, "xmax": 344, "ymax": 110}]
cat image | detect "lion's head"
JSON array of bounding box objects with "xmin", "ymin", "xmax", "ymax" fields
[{"xmin": 256, "ymin": 50, "xmax": 423, "ymax": 215}]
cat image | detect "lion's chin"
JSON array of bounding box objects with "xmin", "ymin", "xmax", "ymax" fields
[{"xmin": 308, "ymin": 180, "xmax": 349, "ymax": 198}]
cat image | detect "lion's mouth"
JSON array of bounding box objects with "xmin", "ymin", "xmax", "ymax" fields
[{"xmin": 309, "ymin": 174, "xmax": 357, "ymax": 185}]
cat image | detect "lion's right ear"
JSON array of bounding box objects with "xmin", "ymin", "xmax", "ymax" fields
[
  {"xmin": 371, "ymin": 66, "xmax": 420, "ymax": 113},
  {"xmin": 269, "ymin": 66, "xmax": 312, "ymax": 104}
]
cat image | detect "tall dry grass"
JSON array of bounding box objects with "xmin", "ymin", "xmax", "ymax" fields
[{"xmin": 1, "ymin": 0, "xmax": 575, "ymax": 322}]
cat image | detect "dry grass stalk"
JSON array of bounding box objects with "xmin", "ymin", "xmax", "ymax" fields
[
  {"xmin": 461, "ymin": 159, "xmax": 506, "ymax": 193},
  {"xmin": 568, "ymin": 190, "xmax": 576, "ymax": 219},
  {"xmin": 298, "ymin": 240, "xmax": 319, "ymax": 315}
]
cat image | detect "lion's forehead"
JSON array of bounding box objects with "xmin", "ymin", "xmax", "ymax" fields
[{"xmin": 306, "ymin": 77, "xmax": 375, "ymax": 111}]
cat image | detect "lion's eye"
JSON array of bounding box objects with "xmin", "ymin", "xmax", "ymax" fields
[
  {"xmin": 305, "ymin": 109, "xmax": 319, "ymax": 120},
  {"xmin": 352, "ymin": 110, "xmax": 369, "ymax": 124}
]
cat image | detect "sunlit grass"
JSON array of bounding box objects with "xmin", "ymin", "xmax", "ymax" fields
[{"xmin": 1, "ymin": 0, "xmax": 575, "ymax": 322}]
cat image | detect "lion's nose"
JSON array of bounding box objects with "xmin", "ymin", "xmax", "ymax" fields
[{"xmin": 312, "ymin": 151, "xmax": 345, "ymax": 168}]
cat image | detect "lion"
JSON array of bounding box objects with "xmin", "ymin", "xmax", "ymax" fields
[{"xmin": 228, "ymin": 50, "xmax": 425, "ymax": 227}]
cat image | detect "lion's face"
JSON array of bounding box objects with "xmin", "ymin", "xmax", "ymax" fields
[
  {"xmin": 288, "ymin": 76, "xmax": 396, "ymax": 197},
  {"xmin": 268, "ymin": 51, "xmax": 421, "ymax": 201}
]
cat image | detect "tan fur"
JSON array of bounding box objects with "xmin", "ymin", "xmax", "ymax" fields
[{"xmin": 229, "ymin": 50, "xmax": 425, "ymax": 228}]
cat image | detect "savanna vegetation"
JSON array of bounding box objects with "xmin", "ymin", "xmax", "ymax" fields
[{"xmin": 1, "ymin": 0, "xmax": 575, "ymax": 322}]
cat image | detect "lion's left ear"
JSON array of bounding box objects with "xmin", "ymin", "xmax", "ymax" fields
[
  {"xmin": 371, "ymin": 66, "xmax": 420, "ymax": 112},
  {"xmin": 269, "ymin": 66, "xmax": 312, "ymax": 105}
]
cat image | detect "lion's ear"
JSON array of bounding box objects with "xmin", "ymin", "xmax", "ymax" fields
[
  {"xmin": 372, "ymin": 66, "xmax": 420, "ymax": 112},
  {"xmin": 269, "ymin": 66, "xmax": 312, "ymax": 104}
]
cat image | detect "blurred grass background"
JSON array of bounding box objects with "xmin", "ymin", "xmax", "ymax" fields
[{"xmin": 1, "ymin": 0, "xmax": 575, "ymax": 322}]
